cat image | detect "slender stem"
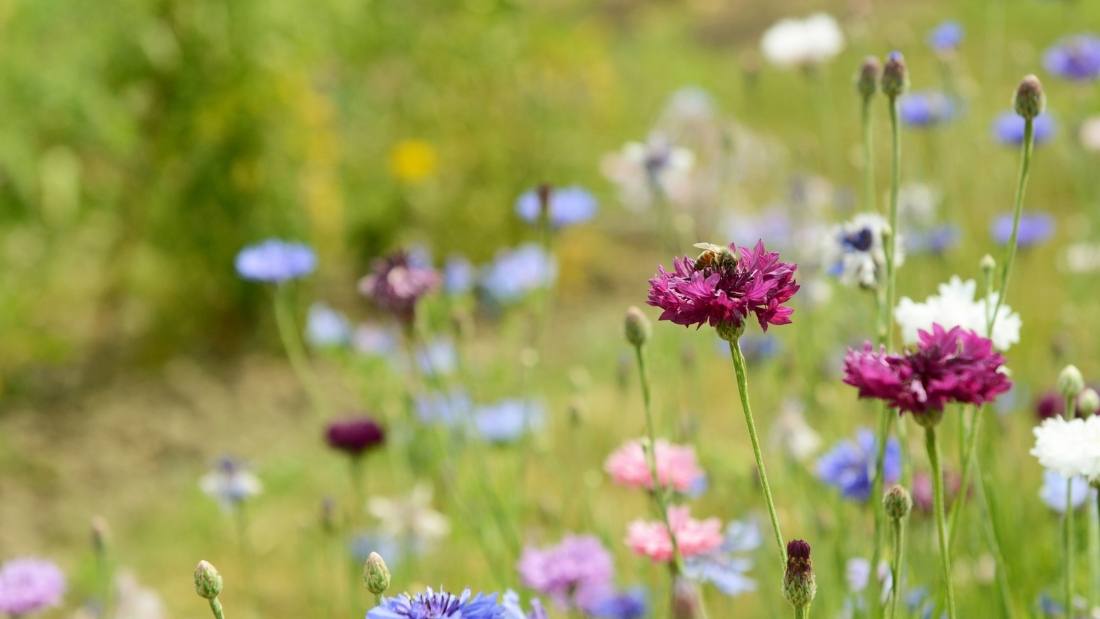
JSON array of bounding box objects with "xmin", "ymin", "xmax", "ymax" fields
[
  {"xmin": 1065, "ymin": 393, "xmax": 1077, "ymax": 617},
  {"xmin": 884, "ymin": 95, "xmax": 901, "ymax": 353},
  {"xmin": 888, "ymin": 515, "xmax": 907, "ymax": 619},
  {"xmin": 862, "ymin": 95, "xmax": 876, "ymax": 214},
  {"xmin": 728, "ymin": 339, "xmax": 785, "ymax": 562},
  {"xmin": 1091, "ymin": 489, "xmax": 1100, "ymax": 614},
  {"xmin": 948, "ymin": 406, "xmax": 983, "ymax": 551},
  {"xmin": 273, "ymin": 284, "xmax": 327, "ymax": 417},
  {"xmin": 926, "ymin": 425, "xmax": 956, "ymax": 618},
  {"xmin": 209, "ymin": 597, "xmax": 226, "ymax": 619},
  {"xmin": 795, "ymin": 605, "xmax": 808, "ymax": 619},
  {"xmin": 633, "ymin": 344, "xmax": 684, "ymax": 574},
  {"xmin": 990, "ymin": 117, "xmax": 1034, "ymax": 329},
  {"xmin": 868, "ymin": 403, "xmax": 892, "ymax": 617}
]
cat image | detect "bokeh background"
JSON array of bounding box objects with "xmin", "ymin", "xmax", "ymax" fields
[{"xmin": 4, "ymin": 0, "xmax": 1100, "ymax": 617}]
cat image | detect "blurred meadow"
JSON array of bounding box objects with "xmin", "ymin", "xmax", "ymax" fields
[{"xmin": 5, "ymin": 0, "xmax": 1100, "ymax": 617}]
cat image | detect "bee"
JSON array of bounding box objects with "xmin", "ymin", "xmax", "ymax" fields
[{"xmin": 693, "ymin": 242, "xmax": 738, "ymax": 272}]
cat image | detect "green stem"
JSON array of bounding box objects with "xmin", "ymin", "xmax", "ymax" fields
[
  {"xmin": 990, "ymin": 117, "xmax": 1034, "ymax": 327},
  {"xmin": 1065, "ymin": 393, "xmax": 1077, "ymax": 617},
  {"xmin": 273, "ymin": 284, "xmax": 328, "ymax": 417},
  {"xmin": 925, "ymin": 425, "xmax": 956, "ymax": 619},
  {"xmin": 1091, "ymin": 489, "xmax": 1100, "ymax": 614},
  {"xmin": 633, "ymin": 344, "xmax": 684, "ymax": 574},
  {"xmin": 209, "ymin": 597, "xmax": 226, "ymax": 619},
  {"xmin": 888, "ymin": 516, "xmax": 907, "ymax": 619},
  {"xmin": 728, "ymin": 339, "xmax": 785, "ymax": 563},
  {"xmin": 948, "ymin": 406, "xmax": 983, "ymax": 552},
  {"xmin": 795, "ymin": 605, "xmax": 808, "ymax": 619},
  {"xmin": 862, "ymin": 95, "xmax": 876, "ymax": 213}
]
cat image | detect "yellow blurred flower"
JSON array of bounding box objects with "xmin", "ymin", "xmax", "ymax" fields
[{"xmin": 389, "ymin": 139, "xmax": 438, "ymax": 183}]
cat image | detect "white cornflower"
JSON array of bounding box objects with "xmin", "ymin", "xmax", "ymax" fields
[
  {"xmin": 894, "ymin": 276, "xmax": 1021, "ymax": 351},
  {"xmin": 1031, "ymin": 416, "xmax": 1100, "ymax": 482},
  {"xmin": 601, "ymin": 134, "xmax": 695, "ymax": 211},
  {"xmin": 367, "ymin": 483, "xmax": 451, "ymax": 547},
  {"xmin": 760, "ymin": 13, "xmax": 845, "ymax": 69},
  {"xmin": 822, "ymin": 213, "xmax": 902, "ymax": 289},
  {"xmin": 769, "ymin": 399, "xmax": 822, "ymax": 462},
  {"xmin": 1079, "ymin": 116, "xmax": 1100, "ymax": 152},
  {"xmin": 200, "ymin": 456, "xmax": 262, "ymax": 510}
]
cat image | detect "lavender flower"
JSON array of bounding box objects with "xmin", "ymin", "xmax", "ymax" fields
[
  {"xmin": 480, "ymin": 244, "xmax": 557, "ymax": 303},
  {"xmin": 443, "ymin": 256, "xmax": 475, "ymax": 295},
  {"xmin": 517, "ymin": 535, "xmax": 614, "ymax": 609},
  {"xmin": 682, "ymin": 520, "xmax": 761, "ymax": 596},
  {"xmin": 991, "ymin": 212, "xmax": 1055, "ymax": 247},
  {"xmin": 899, "ymin": 92, "xmax": 956, "ymax": 127},
  {"xmin": 474, "ymin": 400, "xmax": 544, "ymax": 443},
  {"xmin": 414, "ymin": 339, "xmax": 458, "ymax": 376},
  {"xmin": 1044, "ymin": 35, "xmax": 1100, "ymax": 81},
  {"xmin": 0, "ymin": 558, "xmax": 66, "ymax": 615},
  {"xmin": 515, "ymin": 186, "xmax": 598, "ymax": 228},
  {"xmin": 993, "ymin": 112, "xmax": 1056, "ymax": 146},
  {"xmin": 368, "ymin": 588, "xmax": 505, "ymax": 619},
  {"xmin": 359, "ymin": 251, "xmax": 440, "ymax": 323},
  {"xmin": 306, "ymin": 302, "xmax": 351, "ymax": 348},
  {"xmin": 906, "ymin": 225, "xmax": 960, "ymax": 255},
  {"xmin": 816, "ymin": 429, "xmax": 901, "ymax": 501},
  {"xmin": 928, "ymin": 21, "xmax": 963, "ymax": 53},
  {"xmin": 235, "ymin": 239, "xmax": 316, "ymax": 283},
  {"xmin": 199, "ymin": 456, "xmax": 262, "ymax": 510}
]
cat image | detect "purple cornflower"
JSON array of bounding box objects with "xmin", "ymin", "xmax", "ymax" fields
[
  {"xmin": 0, "ymin": 558, "xmax": 66, "ymax": 615},
  {"xmin": 358, "ymin": 251, "xmax": 440, "ymax": 323},
  {"xmin": 992, "ymin": 112, "xmax": 1056, "ymax": 146},
  {"xmin": 517, "ymin": 535, "xmax": 614, "ymax": 610},
  {"xmin": 368, "ymin": 588, "xmax": 505, "ymax": 619},
  {"xmin": 899, "ymin": 92, "xmax": 956, "ymax": 127},
  {"xmin": 325, "ymin": 416, "xmax": 385, "ymax": 457},
  {"xmin": 235, "ymin": 239, "xmax": 316, "ymax": 283},
  {"xmin": 906, "ymin": 224, "xmax": 959, "ymax": 255},
  {"xmin": 515, "ymin": 185, "xmax": 598, "ymax": 228},
  {"xmin": 585, "ymin": 588, "xmax": 647, "ymax": 619},
  {"xmin": 843, "ymin": 324, "xmax": 1012, "ymax": 423},
  {"xmin": 991, "ymin": 211, "xmax": 1055, "ymax": 247},
  {"xmin": 474, "ymin": 400, "xmax": 544, "ymax": 443},
  {"xmin": 928, "ymin": 21, "xmax": 963, "ymax": 53},
  {"xmin": 816, "ymin": 429, "xmax": 902, "ymax": 501},
  {"xmin": 480, "ymin": 244, "xmax": 557, "ymax": 303},
  {"xmin": 647, "ymin": 241, "xmax": 799, "ymax": 334},
  {"xmin": 1044, "ymin": 35, "xmax": 1100, "ymax": 81}
]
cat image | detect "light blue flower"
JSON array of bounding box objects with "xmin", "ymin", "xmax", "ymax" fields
[
  {"xmin": 899, "ymin": 92, "xmax": 956, "ymax": 127},
  {"xmin": 415, "ymin": 339, "xmax": 457, "ymax": 376},
  {"xmin": 683, "ymin": 520, "xmax": 760, "ymax": 596},
  {"xmin": 992, "ymin": 112, "xmax": 1056, "ymax": 146},
  {"xmin": 928, "ymin": 21, "xmax": 963, "ymax": 52},
  {"xmin": 515, "ymin": 186, "xmax": 598, "ymax": 228},
  {"xmin": 474, "ymin": 399, "xmax": 544, "ymax": 443},
  {"xmin": 443, "ymin": 256, "xmax": 475, "ymax": 295},
  {"xmin": 352, "ymin": 324, "xmax": 400, "ymax": 358},
  {"xmin": 1040, "ymin": 469, "xmax": 1091, "ymax": 513},
  {"xmin": 368, "ymin": 588, "xmax": 505, "ymax": 619},
  {"xmin": 480, "ymin": 244, "xmax": 557, "ymax": 303},
  {"xmin": 306, "ymin": 302, "xmax": 351, "ymax": 348},
  {"xmin": 501, "ymin": 590, "xmax": 547, "ymax": 619},
  {"xmin": 235, "ymin": 239, "xmax": 316, "ymax": 283},
  {"xmin": 991, "ymin": 211, "xmax": 1055, "ymax": 247},
  {"xmin": 415, "ymin": 390, "xmax": 472, "ymax": 426},
  {"xmin": 584, "ymin": 587, "xmax": 647, "ymax": 619}
]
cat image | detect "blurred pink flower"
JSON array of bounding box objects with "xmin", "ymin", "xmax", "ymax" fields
[
  {"xmin": 626, "ymin": 506, "xmax": 722, "ymax": 562},
  {"xmin": 604, "ymin": 439, "xmax": 705, "ymax": 493}
]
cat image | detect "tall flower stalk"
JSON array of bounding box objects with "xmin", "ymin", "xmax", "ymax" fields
[
  {"xmin": 194, "ymin": 561, "xmax": 227, "ymax": 619},
  {"xmin": 884, "ymin": 486, "xmax": 912, "ymax": 619},
  {"xmin": 924, "ymin": 421, "xmax": 956, "ymax": 617}
]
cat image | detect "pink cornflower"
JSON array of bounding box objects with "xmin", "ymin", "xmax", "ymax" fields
[
  {"xmin": 358, "ymin": 251, "xmax": 440, "ymax": 323},
  {"xmin": 517, "ymin": 535, "xmax": 614, "ymax": 609},
  {"xmin": 647, "ymin": 240, "xmax": 799, "ymax": 335},
  {"xmin": 604, "ymin": 439, "xmax": 705, "ymax": 493},
  {"xmin": 626, "ymin": 506, "xmax": 722, "ymax": 562},
  {"xmin": 843, "ymin": 324, "xmax": 1011, "ymax": 424}
]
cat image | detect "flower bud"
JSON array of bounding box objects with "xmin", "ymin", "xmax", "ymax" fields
[
  {"xmin": 1013, "ymin": 74, "xmax": 1045, "ymax": 120},
  {"xmin": 672, "ymin": 578, "xmax": 702, "ymax": 619},
  {"xmin": 980, "ymin": 254, "xmax": 996, "ymax": 274},
  {"xmin": 1059, "ymin": 365, "xmax": 1085, "ymax": 400},
  {"xmin": 624, "ymin": 306, "xmax": 651, "ymax": 347},
  {"xmin": 363, "ymin": 552, "xmax": 391, "ymax": 596},
  {"xmin": 857, "ymin": 56, "xmax": 880, "ymax": 99},
  {"xmin": 716, "ymin": 320, "xmax": 745, "ymax": 343},
  {"xmin": 883, "ymin": 484, "xmax": 912, "ymax": 521},
  {"xmin": 881, "ymin": 51, "xmax": 908, "ymax": 99},
  {"xmin": 783, "ymin": 539, "xmax": 817, "ymax": 611},
  {"xmin": 194, "ymin": 560, "xmax": 223, "ymax": 600},
  {"xmin": 1079, "ymin": 388, "xmax": 1100, "ymax": 417}
]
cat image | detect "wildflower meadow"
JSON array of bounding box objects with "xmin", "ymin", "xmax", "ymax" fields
[{"xmin": 7, "ymin": 1, "xmax": 1100, "ymax": 618}]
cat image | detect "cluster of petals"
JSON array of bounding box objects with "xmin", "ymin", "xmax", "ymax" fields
[
  {"xmin": 517, "ymin": 535, "xmax": 613, "ymax": 609},
  {"xmin": 626, "ymin": 506, "xmax": 723, "ymax": 562},
  {"xmin": 604, "ymin": 439, "xmax": 705, "ymax": 493},
  {"xmin": 842, "ymin": 324, "xmax": 1011, "ymax": 418},
  {"xmin": 359, "ymin": 251, "xmax": 440, "ymax": 322},
  {"xmin": 647, "ymin": 241, "xmax": 799, "ymax": 332},
  {"xmin": 895, "ymin": 276, "xmax": 1021, "ymax": 351},
  {"xmin": 1031, "ymin": 415, "xmax": 1100, "ymax": 483}
]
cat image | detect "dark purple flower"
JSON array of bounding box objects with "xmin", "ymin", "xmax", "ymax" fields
[
  {"xmin": 1044, "ymin": 35, "xmax": 1100, "ymax": 81},
  {"xmin": 842, "ymin": 324, "xmax": 1012, "ymax": 421},
  {"xmin": 992, "ymin": 112, "xmax": 1056, "ymax": 146},
  {"xmin": 0, "ymin": 558, "xmax": 66, "ymax": 615},
  {"xmin": 359, "ymin": 251, "xmax": 440, "ymax": 323},
  {"xmin": 325, "ymin": 417, "xmax": 385, "ymax": 457},
  {"xmin": 928, "ymin": 21, "xmax": 963, "ymax": 52},
  {"xmin": 647, "ymin": 241, "xmax": 799, "ymax": 333},
  {"xmin": 899, "ymin": 92, "xmax": 956, "ymax": 128},
  {"xmin": 1036, "ymin": 390, "xmax": 1065, "ymax": 421},
  {"xmin": 991, "ymin": 212, "xmax": 1055, "ymax": 247},
  {"xmin": 235, "ymin": 239, "xmax": 316, "ymax": 283},
  {"xmin": 517, "ymin": 535, "xmax": 614, "ymax": 610}
]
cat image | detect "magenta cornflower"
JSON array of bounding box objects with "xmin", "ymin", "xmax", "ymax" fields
[
  {"xmin": 517, "ymin": 535, "xmax": 614, "ymax": 609},
  {"xmin": 358, "ymin": 251, "xmax": 440, "ymax": 323},
  {"xmin": 325, "ymin": 416, "xmax": 386, "ymax": 457},
  {"xmin": 604, "ymin": 439, "xmax": 704, "ymax": 494},
  {"xmin": 647, "ymin": 241, "xmax": 799, "ymax": 335},
  {"xmin": 0, "ymin": 558, "xmax": 66, "ymax": 615},
  {"xmin": 842, "ymin": 324, "xmax": 1011, "ymax": 423},
  {"xmin": 626, "ymin": 506, "xmax": 723, "ymax": 562}
]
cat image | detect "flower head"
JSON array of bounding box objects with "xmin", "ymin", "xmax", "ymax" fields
[
  {"xmin": 928, "ymin": 21, "xmax": 963, "ymax": 53},
  {"xmin": 899, "ymin": 92, "xmax": 956, "ymax": 128},
  {"xmin": 325, "ymin": 416, "xmax": 385, "ymax": 457},
  {"xmin": 816, "ymin": 429, "xmax": 901, "ymax": 501},
  {"xmin": 760, "ymin": 13, "xmax": 845, "ymax": 68},
  {"xmin": 842, "ymin": 325, "xmax": 1011, "ymax": 423},
  {"xmin": 517, "ymin": 536, "xmax": 613, "ymax": 609},
  {"xmin": 626, "ymin": 506, "xmax": 723, "ymax": 562},
  {"xmin": 682, "ymin": 520, "xmax": 761, "ymax": 596},
  {"xmin": 1039, "ymin": 469, "xmax": 1091, "ymax": 513},
  {"xmin": 1031, "ymin": 416, "xmax": 1100, "ymax": 482},
  {"xmin": 307, "ymin": 303, "xmax": 352, "ymax": 348},
  {"xmin": 769, "ymin": 400, "xmax": 822, "ymax": 462},
  {"xmin": 200, "ymin": 456, "xmax": 262, "ymax": 510},
  {"xmin": 601, "ymin": 135, "xmax": 695, "ymax": 211},
  {"xmin": 443, "ymin": 256, "xmax": 475, "ymax": 295},
  {"xmin": 584, "ymin": 588, "xmax": 647, "ymax": 619},
  {"xmin": 0, "ymin": 558, "xmax": 66, "ymax": 615},
  {"xmin": 648, "ymin": 241, "xmax": 799, "ymax": 334},
  {"xmin": 368, "ymin": 587, "xmax": 505, "ymax": 619},
  {"xmin": 823, "ymin": 214, "xmax": 902, "ymax": 289},
  {"xmin": 991, "ymin": 212, "xmax": 1055, "ymax": 247},
  {"xmin": 367, "ymin": 484, "xmax": 450, "ymax": 550},
  {"xmin": 388, "ymin": 140, "xmax": 438, "ymax": 183},
  {"xmin": 474, "ymin": 399, "xmax": 544, "ymax": 443},
  {"xmin": 235, "ymin": 239, "xmax": 316, "ymax": 283},
  {"xmin": 359, "ymin": 251, "xmax": 440, "ymax": 323},
  {"xmin": 1044, "ymin": 35, "xmax": 1100, "ymax": 81},
  {"xmin": 895, "ymin": 276, "xmax": 1021, "ymax": 351},
  {"xmin": 480, "ymin": 244, "xmax": 557, "ymax": 303},
  {"xmin": 604, "ymin": 439, "xmax": 705, "ymax": 493},
  {"xmin": 911, "ymin": 469, "xmax": 964, "ymax": 513},
  {"xmin": 516, "ymin": 186, "xmax": 598, "ymax": 228},
  {"xmin": 993, "ymin": 112, "xmax": 1056, "ymax": 146}
]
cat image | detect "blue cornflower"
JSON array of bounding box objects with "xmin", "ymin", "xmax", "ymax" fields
[
  {"xmin": 353, "ymin": 324, "xmax": 400, "ymax": 358},
  {"xmin": 928, "ymin": 21, "xmax": 963, "ymax": 52},
  {"xmin": 415, "ymin": 339, "xmax": 457, "ymax": 376},
  {"xmin": 584, "ymin": 588, "xmax": 647, "ymax": 619},
  {"xmin": 443, "ymin": 256, "xmax": 475, "ymax": 295},
  {"xmin": 474, "ymin": 399, "xmax": 544, "ymax": 443},
  {"xmin": 683, "ymin": 520, "xmax": 760, "ymax": 596},
  {"xmin": 990, "ymin": 211, "xmax": 1055, "ymax": 247},
  {"xmin": 501, "ymin": 590, "xmax": 547, "ymax": 619},
  {"xmin": 199, "ymin": 456, "xmax": 262, "ymax": 510},
  {"xmin": 515, "ymin": 186, "xmax": 598, "ymax": 228},
  {"xmin": 480, "ymin": 244, "xmax": 556, "ymax": 303},
  {"xmin": 899, "ymin": 92, "xmax": 956, "ymax": 128},
  {"xmin": 992, "ymin": 112, "xmax": 1056, "ymax": 146},
  {"xmin": 235, "ymin": 239, "xmax": 316, "ymax": 282},
  {"xmin": 368, "ymin": 588, "xmax": 505, "ymax": 619},
  {"xmin": 1039, "ymin": 469, "xmax": 1091, "ymax": 513},
  {"xmin": 415, "ymin": 390, "xmax": 472, "ymax": 426},
  {"xmin": 905, "ymin": 224, "xmax": 959, "ymax": 254},
  {"xmin": 1044, "ymin": 35, "xmax": 1100, "ymax": 82},
  {"xmin": 816, "ymin": 429, "xmax": 901, "ymax": 501},
  {"xmin": 306, "ymin": 302, "xmax": 352, "ymax": 348}
]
